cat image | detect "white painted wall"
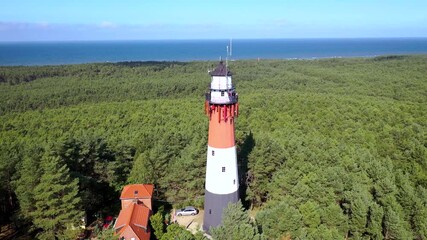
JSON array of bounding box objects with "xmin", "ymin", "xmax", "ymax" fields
[
  {"xmin": 211, "ymin": 76, "xmax": 233, "ymax": 90},
  {"xmin": 210, "ymin": 91, "xmax": 231, "ymax": 104},
  {"xmin": 205, "ymin": 146, "xmax": 239, "ymax": 194}
]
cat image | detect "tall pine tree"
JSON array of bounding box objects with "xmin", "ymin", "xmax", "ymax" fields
[
  {"xmin": 12, "ymin": 155, "xmax": 42, "ymax": 222},
  {"xmin": 210, "ymin": 201, "xmax": 263, "ymax": 240},
  {"xmin": 31, "ymin": 154, "xmax": 83, "ymax": 240}
]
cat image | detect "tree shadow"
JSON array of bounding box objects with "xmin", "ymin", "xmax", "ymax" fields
[{"xmin": 237, "ymin": 131, "xmax": 255, "ymax": 210}]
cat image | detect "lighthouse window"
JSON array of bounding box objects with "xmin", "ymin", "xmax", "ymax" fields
[
  {"xmin": 222, "ymin": 167, "xmax": 226, "ymax": 172},
  {"xmin": 209, "ymin": 209, "xmax": 212, "ymax": 214},
  {"xmin": 212, "ymin": 150, "xmax": 215, "ymax": 156},
  {"xmin": 221, "ymin": 91, "xmax": 225, "ymax": 96}
]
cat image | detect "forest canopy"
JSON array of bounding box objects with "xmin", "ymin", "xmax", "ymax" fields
[{"xmin": 0, "ymin": 55, "xmax": 426, "ymax": 239}]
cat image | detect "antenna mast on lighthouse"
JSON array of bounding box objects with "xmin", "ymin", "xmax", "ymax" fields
[{"xmin": 226, "ymin": 38, "xmax": 232, "ymax": 75}]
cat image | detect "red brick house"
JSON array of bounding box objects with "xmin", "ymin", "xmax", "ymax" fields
[{"xmin": 114, "ymin": 184, "xmax": 154, "ymax": 240}]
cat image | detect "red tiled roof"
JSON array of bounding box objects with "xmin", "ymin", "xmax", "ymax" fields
[
  {"xmin": 114, "ymin": 202, "xmax": 151, "ymax": 240},
  {"xmin": 131, "ymin": 222, "xmax": 151, "ymax": 240},
  {"xmin": 118, "ymin": 223, "xmax": 150, "ymax": 240},
  {"xmin": 120, "ymin": 184, "xmax": 154, "ymax": 199}
]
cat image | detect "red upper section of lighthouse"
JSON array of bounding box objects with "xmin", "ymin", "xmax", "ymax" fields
[{"xmin": 208, "ymin": 106, "xmax": 236, "ymax": 148}]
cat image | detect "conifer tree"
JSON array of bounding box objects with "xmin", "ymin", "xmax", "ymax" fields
[
  {"xmin": 12, "ymin": 155, "xmax": 42, "ymax": 222},
  {"xmin": 321, "ymin": 203, "xmax": 348, "ymax": 237},
  {"xmin": 412, "ymin": 197, "xmax": 427, "ymax": 240},
  {"xmin": 383, "ymin": 205, "xmax": 413, "ymax": 240},
  {"xmin": 164, "ymin": 134, "xmax": 206, "ymax": 205},
  {"xmin": 31, "ymin": 154, "xmax": 83, "ymax": 240},
  {"xmin": 299, "ymin": 200, "xmax": 321, "ymax": 229},
  {"xmin": 0, "ymin": 141, "xmax": 21, "ymax": 223},
  {"xmin": 366, "ymin": 202, "xmax": 384, "ymax": 239},
  {"xmin": 151, "ymin": 206, "xmax": 166, "ymax": 240},
  {"xmin": 96, "ymin": 228, "xmax": 116, "ymax": 240},
  {"xmin": 210, "ymin": 201, "xmax": 263, "ymax": 240},
  {"xmin": 246, "ymin": 134, "xmax": 286, "ymax": 206},
  {"xmin": 256, "ymin": 202, "xmax": 303, "ymax": 239},
  {"xmin": 161, "ymin": 224, "xmax": 195, "ymax": 240},
  {"xmin": 128, "ymin": 152, "xmax": 152, "ymax": 184}
]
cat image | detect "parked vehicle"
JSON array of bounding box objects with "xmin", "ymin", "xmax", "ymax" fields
[
  {"xmin": 103, "ymin": 216, "xmax": 114, "ymax": 229},
  {"xmin": 175, "ymin": 206, "xmax": 198, "ymax": 216}
]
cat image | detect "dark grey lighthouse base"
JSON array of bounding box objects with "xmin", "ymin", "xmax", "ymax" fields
[{"xmin": 203, "ymin": 189, "xmax": 239, "ymax": 232}]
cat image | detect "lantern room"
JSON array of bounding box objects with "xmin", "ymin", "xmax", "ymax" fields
[{"xmin": 206, "ymin": 61, "xmax": 238, "ymax": 105}]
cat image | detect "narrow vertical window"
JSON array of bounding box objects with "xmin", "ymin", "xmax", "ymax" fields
[
  {"xmin": 222, "ymin": 167, "xmax": 226, "ymax": 172},
  {"xmin": 233, "ymin": 179, "xmax": 236, "ymax": 184},
  {"xmin": 212, "ymin": 150, "xmax": 215, "ymax": 156},
  {"xmin": 209, "ymin": 209, "xmax": 212, "ymax": 214},
  {"xmin": 221, "ymin": 91, "xmax": 225, "ymax": 96}
]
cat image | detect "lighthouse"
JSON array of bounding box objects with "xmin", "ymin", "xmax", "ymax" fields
[{"xmin": 203, "ymin": 61, "xmax": 239, "ymax": 231}]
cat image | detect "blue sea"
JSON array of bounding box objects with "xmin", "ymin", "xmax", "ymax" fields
[{"xmin": 0, "ymin": 38, "xmax": 427, "ymax": 66}]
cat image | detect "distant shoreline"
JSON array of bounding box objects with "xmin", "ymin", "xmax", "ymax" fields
[
  {"xmin": 1, "ymin": 38, "xmax": 427, "ymax": 66},
  {"xmin": 1, "ymin": 54, "xmax": 427, "ymax": 68}
]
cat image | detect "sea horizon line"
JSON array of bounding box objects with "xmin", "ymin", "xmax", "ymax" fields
[{"xmin": 1, "ymin": 37, "xmax": 427, "ymax": 44}]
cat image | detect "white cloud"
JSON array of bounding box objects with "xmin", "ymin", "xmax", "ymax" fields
[
  {"xmin": 36, "ymin": 22, "xmax": 51, "ymax": 29},
  {"xmin": 99, "ymin": 21, "xmax": 117, "ymax": 29},
  {"xmin": 0, "ymin": 22, "xmax": 26, "ymax": 31},
  {"xmin": 0, "ymin": 21, "xmax": 52, "ymax": 31}
]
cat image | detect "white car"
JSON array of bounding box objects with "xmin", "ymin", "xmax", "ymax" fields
[{"xmin": 175, "ymin": 206, "xmax": 199, "ymax": 216}]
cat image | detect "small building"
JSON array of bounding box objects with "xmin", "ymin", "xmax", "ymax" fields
[{"xmin": 114, "ymin": 184, "xmax": 154, "ymax": 240}]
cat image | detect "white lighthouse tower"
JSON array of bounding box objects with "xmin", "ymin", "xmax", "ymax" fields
[{"xmin": 203, "ymin": 60, "xmax": 239, "ymax": 231}]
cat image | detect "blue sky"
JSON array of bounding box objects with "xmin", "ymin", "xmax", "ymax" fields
[{"xmin": 1, "ymin": 0, "xmax": 426, "ymax": 41}]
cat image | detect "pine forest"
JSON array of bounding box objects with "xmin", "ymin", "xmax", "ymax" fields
[{"xmin": 0, "ymin": 55, "xmax": 426, "ymax": 239}]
